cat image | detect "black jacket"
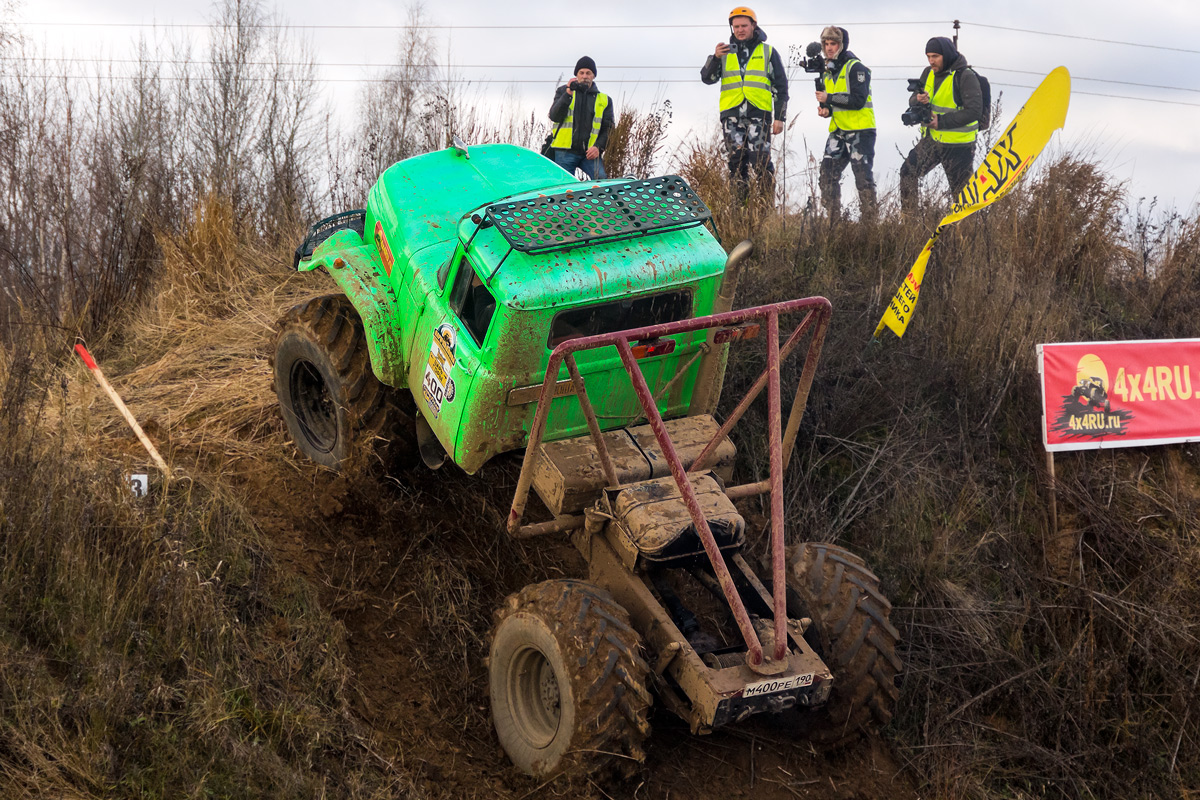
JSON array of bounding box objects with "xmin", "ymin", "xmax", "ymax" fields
[
  {"xmin": 910, "ymin": 46, "xmax": 982, "ymax": 143},
  {"xmin": 822, "ymin": 44, "xmax": 871, "ymax": 113},
  {"xmin": 700, "ymin": 26, "xmax": 789, "ymax": 123},
  {"xmin": 548, "ymin": 81, "xmax": 615, "ymax": 153}
]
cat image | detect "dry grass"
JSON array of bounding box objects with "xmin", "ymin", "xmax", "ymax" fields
[
  {"xmin": 0, "ymin": 350, "xmax": 412, "ymax": 799},
  {"xmin": 16, "ymin": 188, "xmax": 569, "ymax": 800},
  {"xmin": 3, "ymin": 9, "xmax": 1200, "ymax": 793}
]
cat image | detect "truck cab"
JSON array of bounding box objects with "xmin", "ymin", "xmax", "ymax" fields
[{"xmin": 295, "ymin": 142, "xmax": 727, "ymax": 473}]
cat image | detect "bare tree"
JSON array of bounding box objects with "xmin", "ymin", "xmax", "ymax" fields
[
  {"xmin": 0, "ymin": 0, "xmax": 17, "ymax": 53},
  {"xmin": 347, "ymin": 2, "xmax": 439, "ymax": 200},
  {"xmin": 193, "ymin": 0, "xmax": 267, "ymax": 212},
  {"xmin": 257, "ymin": 19, "xmax": 320, "ymax": 239}
]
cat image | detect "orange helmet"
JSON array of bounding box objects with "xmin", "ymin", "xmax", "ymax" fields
[{"xmin": 728, "ymin": 6, "xmax": 757, "ymax": 24}]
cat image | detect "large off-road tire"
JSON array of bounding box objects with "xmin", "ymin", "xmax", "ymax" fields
[
  {"xmin": 272, "ymin": 295, "xmax": 414, "ymax": 469},
  {"xmin": 488, "ymin": 579, "xmax": 652, "ymax": 780},
  {"xmin": 784, "ymin": 542, "xmax": 902, "ymax": 745}
]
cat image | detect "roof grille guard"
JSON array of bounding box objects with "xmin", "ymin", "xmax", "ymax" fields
[{"xmin": 483, "ymin": 175, "xmax": 712, "ymax": 255}]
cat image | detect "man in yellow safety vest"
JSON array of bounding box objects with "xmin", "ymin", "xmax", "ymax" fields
[
  {"xmin": 814, "ymin": 26, "xmax": 877, "ymax": 221},
  {"xmin": 899, "ymin": 36, "xmax": 983, "ymax": 214},
  {"xmin": 700, "ymin": 7, "xmax": 789, "ymax": 202},
  {"xmin": 547, "ymin": 56, "xmax": 615, "ymax": 179}
]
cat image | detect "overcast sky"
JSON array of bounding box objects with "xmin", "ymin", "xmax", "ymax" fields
[{"xmin": 10, "ymin": 0, "xmax": 1200, "ymax": 214}]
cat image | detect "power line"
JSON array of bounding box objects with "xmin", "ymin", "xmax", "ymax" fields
[
  {"xmin": 976, "ymin": 66, "xmax": 1200, "ymax": 96},
  {"xmin": 5, "ymin": 56, "xmax": 1198, "ymax": 97},
  {"xmin": 962, "ymin": 21, "xmax": 1200, "ymax": 55},
  {"xmin": 17, "ymin": 17, "xmax": 1200, "ymax": 56},
  {"xmin": 17, "ymin": 19, "xmax": 949, "ymax": 31},
  {"xmin": 11, "ymin": 71, "xmax": 1200, "ymax": 108},
  {"xmin": 976, "ymin": 83, "xmax": 1200, "ymax": 109}
]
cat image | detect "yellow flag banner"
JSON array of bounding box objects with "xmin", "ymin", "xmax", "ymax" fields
[{"xmin": 873, "ymin": 66, "xmax": 1072, "ymax": 340}]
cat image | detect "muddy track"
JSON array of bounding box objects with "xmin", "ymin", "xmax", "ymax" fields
[{"xmin": 232, "ymin": 442, "xmax": 919, "ymax": 800}]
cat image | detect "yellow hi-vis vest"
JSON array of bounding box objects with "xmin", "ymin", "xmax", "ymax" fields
[
  {"xmin": 922, "ymin": 69, "xmax": 978, "ymax": 144},
  {"xmin": 822, "ymin": 59, "xmax": 875, "ymax": 132},
  {"xmin": 550, "ymin": 91, "xmax": 610, "ymax": 150},
  {"xmin": 719, "ymin": 43, "xmax": 773, "ymax": 113}
]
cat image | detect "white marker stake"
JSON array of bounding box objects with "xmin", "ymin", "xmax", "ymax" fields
[{"xmin": 74, "ymin": 343, "xmax": 171, "ymax": 480}]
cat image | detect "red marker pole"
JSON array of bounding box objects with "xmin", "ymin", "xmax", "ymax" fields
[{"xmin": 74, "ymin": 343, "xmax": 171, "ymax": 479}]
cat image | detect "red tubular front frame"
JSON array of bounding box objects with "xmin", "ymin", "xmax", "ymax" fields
[{"xmin": 507, "ymin": 297, "xmax": 832, "ymax": 666}]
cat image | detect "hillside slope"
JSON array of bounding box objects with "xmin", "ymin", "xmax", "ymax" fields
[
  {"xmin": 46, "ymin": 208, "xmax": 918, "ymax": 799},
  {"xmin": 9, "ymin": 156, "xmax": 1200, "ymax": 799}
]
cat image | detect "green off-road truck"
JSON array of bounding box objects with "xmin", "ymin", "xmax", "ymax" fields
[{"xmin": 274, "ymin": 140, "xmax": 901, "ymax": 780}]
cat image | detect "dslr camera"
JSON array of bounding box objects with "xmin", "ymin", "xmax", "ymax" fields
[{"xmin": 901, "ymin": 77, "xmax": 933, "ymax": 126}]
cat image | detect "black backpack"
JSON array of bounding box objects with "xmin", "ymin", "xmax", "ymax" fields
[{"xmin": 954, "ymin": 67, "xmax": 992, "ymax": 131}]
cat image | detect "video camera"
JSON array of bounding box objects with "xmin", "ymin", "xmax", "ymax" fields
[
  {"xmin": 796, "ymin": 41, "xmax": 826, "ymax": 74},
  {"xmin": 901, "ymin": 77, "xmax": 933, "ymax": 126}
]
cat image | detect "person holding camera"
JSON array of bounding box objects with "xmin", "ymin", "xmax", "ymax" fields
[
  {"xmin": 546, "ymin": 56, "xmax": 614, "ymax": 179},
  {"xmin": 899, "ymin": 37, "xmax": 983, "ymax": 213},
  {"xmin": 813, "ymin": 26, "xmax": 876, "ymax": 221},
  {"xmin": 700, "ymin": 6, "xmax": 789, "ymax": 203}
]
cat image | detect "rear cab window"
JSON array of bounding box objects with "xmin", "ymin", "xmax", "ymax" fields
[{"xmin": 548, "ymin": 290, "xmax": 692, "ymax": 349}]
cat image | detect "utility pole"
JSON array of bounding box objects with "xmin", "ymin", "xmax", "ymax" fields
[{"xmin": 952, "ymin": 20, "xmax": 960, "ymax": 47}]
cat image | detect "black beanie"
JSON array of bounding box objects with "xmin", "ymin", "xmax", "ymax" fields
[
  {"xmin": 574, "ymin": 56, "xmax": 597, "ymax": 76},
  {"xmin": 925, "ymin": 36, "xmax": 959, "ymax": 64}
]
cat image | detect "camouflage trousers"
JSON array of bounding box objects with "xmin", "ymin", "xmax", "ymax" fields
[
  {"xmin": 899, "ymin": 137, "xmax": 976, "ymax": 214},
  {"xmin": 819, "ymin": 128, "xmax": 877, "ymax": 221},
  {"xmin": 722, "ymin": 115, "xmax": 775, "ymax": 202}
]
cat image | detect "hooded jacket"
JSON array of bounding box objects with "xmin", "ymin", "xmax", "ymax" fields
[
  {"xmin": 821, "ymin": 28, "xmax": 871, "ymax": 114},
  {"xmin": 701, "ymin": 25, "xmax": 789, "ymax": 123},
  {"xmin": 909, "ymin": 37, "xmax": 982, "ymax": 143},
  {"xmin": 548, "ymin": 80, "xmax": 615, "ymax": 153}
]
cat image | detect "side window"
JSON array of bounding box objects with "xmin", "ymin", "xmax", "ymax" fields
[
  {"xmin": 449, "ymin": 257, "xmax": 498, "ymax": 346},
  {"xmin": 548, "ymin": 290, "xmax": 692, "ymax": 348},
  {"xmin": 437, "ymin": 245, "xmax": 462, "ymax": 290}
]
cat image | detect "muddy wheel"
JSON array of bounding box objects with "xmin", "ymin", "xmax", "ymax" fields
[
  {"xmin": 784, "ymin": 542, "xmax": 902, "ymax": 745},
  {"xmin": 272, "ymin": 295, "xmax": 415, "ymax": 469},
  {"xmin": 488, "ymin": 579, "xmax": 652, "ymax": 780}
]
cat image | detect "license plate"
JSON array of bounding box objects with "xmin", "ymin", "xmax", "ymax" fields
[{"xmin": 743, "ymin": 672, "xmax": 814, "ymax": 698}]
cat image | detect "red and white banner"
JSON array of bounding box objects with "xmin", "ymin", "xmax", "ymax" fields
[{"xmin": 1038, "ymin": 339, "xmax": 1200, "ymax": 452}]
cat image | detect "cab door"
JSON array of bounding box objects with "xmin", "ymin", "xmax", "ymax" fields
[{"xmin": 407, "ymin": 249, "xmax": 497, "ymax": 458}]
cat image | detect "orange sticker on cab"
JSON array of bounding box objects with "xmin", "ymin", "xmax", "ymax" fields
[{"xmin": 374, "ymin": 220, "xmax": 395, "ymax": 275}]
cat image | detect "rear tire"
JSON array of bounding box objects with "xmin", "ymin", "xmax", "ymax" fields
[
  {"xmin": 784, "ymin": 542, "xmax": 902, "ymax": 745},
  {"xmin": 488, "ymin": 579, "xmax": 652, "ymax": 780},
  {"xmin": 272, "ymin": 295, "xmax": 414, "ymax": 469}
]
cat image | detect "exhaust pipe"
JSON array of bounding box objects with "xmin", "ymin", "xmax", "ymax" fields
[{"xmin": 688, "ymin": 240, "xmax": 754, "ymax": 417}]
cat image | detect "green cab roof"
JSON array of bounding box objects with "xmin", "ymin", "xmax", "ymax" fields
[
  {"xmin": 370, "ymin": 143, "xmax": 726, "ymax": 310},
  {"xmin": 370, "ymin": 143, "xmax": 574, "ymax": 263}
]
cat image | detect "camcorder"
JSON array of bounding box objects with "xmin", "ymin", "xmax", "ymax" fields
[
  {"xmin": 796, "ymin": 42, "xmax": 826, "ymax": 74},
  {"xmin": 901, "ymin": 77, "xmax": 933, "ymax": 126},
  {"xmin": 797, "ymin": 41, "xmax": 830, "ymax": 110}
]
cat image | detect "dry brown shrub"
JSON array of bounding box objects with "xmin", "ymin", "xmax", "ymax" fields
[
  {"xmin": 87, "ymin": 194, "xmax": 318, "ymax": 470},
  {"xmin": 674, "ymin": 132, "xmax": 797, "ymax": 251},
  {"xmin": 602, "ymin": 100, "xmax": 673, "ymax": 180}
]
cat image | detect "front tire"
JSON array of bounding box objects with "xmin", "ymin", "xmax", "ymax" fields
[
  {"xmin": 488, "ymin": 579, "xmax": 652, "ymax": 780},
  {"xmin": 784, "ymin": 542, "xmax": 902, "ymax": 745},
  {"xmin": 272, "ymin": 295, "xmax": 413, "ymax": 469}
]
